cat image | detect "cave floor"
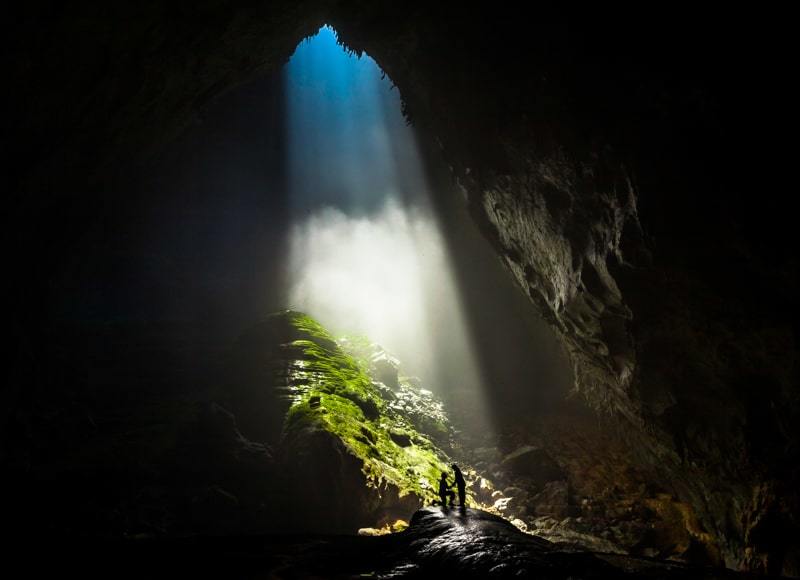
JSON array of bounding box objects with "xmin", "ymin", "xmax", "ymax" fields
[{"xmin": 21, "ymin": 508, "xmax": 763, "ymax": 579}]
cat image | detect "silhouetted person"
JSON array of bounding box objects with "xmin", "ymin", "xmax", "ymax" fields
[
  {"xmin": 452, "ymin": 464, "xmax": 466, "ymax": 507},
  {"xmin": 438, "ymin": 472, "xmax": 455, "ymax": 508}
]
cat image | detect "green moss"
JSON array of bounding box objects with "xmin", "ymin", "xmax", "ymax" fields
[{"xmin": 282, "ymin": 312, "xmax": 450, "ymax": 503}]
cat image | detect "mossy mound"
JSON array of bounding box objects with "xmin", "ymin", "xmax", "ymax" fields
[{"xmin": 281, "ymin": 311, "xmax": 451, "ymax": 506}]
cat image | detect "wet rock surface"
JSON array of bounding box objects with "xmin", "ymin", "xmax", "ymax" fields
[
  {"xmin": 454, "ymin": 422, "xmax": 731, "ymax": 566},
  {"xmin": 371, "ymin": 507, "xmax": 747, "ymax": 579},
  {"xmin": 19, "ymin": 507, "xmax": 766, "ymax": 579}
]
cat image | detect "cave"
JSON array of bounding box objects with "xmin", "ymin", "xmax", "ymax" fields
[{"xmin": 6, "ymin": 3, "xmax": 797, "ymax": 578}]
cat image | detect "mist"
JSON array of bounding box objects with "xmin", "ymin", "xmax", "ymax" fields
[{"xmin": 282, "ymin": 27, "xmax": 495, "ymax": 425}]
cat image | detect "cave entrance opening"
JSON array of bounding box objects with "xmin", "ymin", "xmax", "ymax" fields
[{"xmin": 283, "ymin": 25, "xmax": 494, "ymax": 437}]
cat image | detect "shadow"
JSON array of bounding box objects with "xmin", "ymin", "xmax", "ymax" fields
[
  {"xmin": 50, "ymin": 69, "xmax": 292, "ymax": 334},
  {"xmin": 409, "ymin": 126, "xmax": 574, "ymax": 429}
]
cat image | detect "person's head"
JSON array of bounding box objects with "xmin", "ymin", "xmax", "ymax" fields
[
  {"xmin": 451, "ymin": 463, "xmax": 459, "ymax": 470},
  {"xmin": 441, "ymin": 473, "xmax": 447, "ymax": 479}
]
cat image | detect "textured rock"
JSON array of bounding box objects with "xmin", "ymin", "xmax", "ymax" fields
[
  {"xmin": 333, "ymin": 10, "xmax": 799, "ymax": 572},
  {"xmin": 10, "ymin": 507, "xmax": 766, "ymax": 579},
  {"xmin": 230, "ymin": 311, "xmax": 458, "ymax": 532},
  {"xmin": 501, "ymin": 445, "xmax": 565, "ymax": 485}
]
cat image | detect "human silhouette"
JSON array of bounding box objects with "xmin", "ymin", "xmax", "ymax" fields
[
  {"xmin": 438, "ymin": 472, "xmax": 455, "ymax": 508},
  {"xmin": 452, "ymin": 463, "xmax": 466, "ymax": 507}
]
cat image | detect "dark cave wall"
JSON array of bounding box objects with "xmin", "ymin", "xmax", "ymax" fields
[
  {"xmin": 6, "ymin": 1, "xmax": 797, "ymax": 574},
  {"xmin": 333, "ymin": 9, "xmax": 798, "ymax": 572},
  {"xmin": 330, "ymin": 7, "xmax": 798, "ymax": 573}
]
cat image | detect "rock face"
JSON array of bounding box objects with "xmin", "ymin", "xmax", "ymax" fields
[
  {"xmin": 1, "ymin": 313, "xmax": 459, "ymax": 538},
  {"xmin": 371, "ymin": 507, "xmax": 743, "ymax": 579},
  {"xmin": 21, "ymin": 507, "xmax": 763, "ymax": 579},
  {"xmin": 7, "ymin": 2, "xmax": 798, "ymax": 575},
  {"xmin": 261, "ymin": 313, "xmax": 450, "ymax": 532},
  {"xmin": 500, "ymin": 446, "xmax": 565, "ymax": 485},
  {"xmin": 330, "ymin": 8, "xmax": 799, "ymax": 574},
  {"xmin": 223, "ymin": 311, "xmax": 468, "ymax": 533}
]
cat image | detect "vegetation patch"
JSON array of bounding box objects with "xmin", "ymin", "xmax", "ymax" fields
[{"xmin": 282, "ymin": 311, "xmax": 451, "ymax": 503}]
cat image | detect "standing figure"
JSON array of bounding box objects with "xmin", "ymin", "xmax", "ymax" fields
[{"xmin": 452, "ymin": 463, "xmax": 466, "ymax": 507}]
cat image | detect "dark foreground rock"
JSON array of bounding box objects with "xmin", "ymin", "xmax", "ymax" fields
[{"xmin": 18, "ymin": 508, "xmax": 769, "ymax": 579}]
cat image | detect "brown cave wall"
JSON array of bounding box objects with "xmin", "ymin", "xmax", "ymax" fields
[{"xmin": 7, "ymin": 1, "xmax": 797, "ymax": 574}]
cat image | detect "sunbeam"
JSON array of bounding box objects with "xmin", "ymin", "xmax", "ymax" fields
[{"xmin": 284, "ymin": 26, "xmax": 492, "ymax": 430}]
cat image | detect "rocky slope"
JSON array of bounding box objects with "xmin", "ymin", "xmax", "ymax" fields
[
  {"xmin": 3, "ymin": 312, "xmax": 466, "ymax": 538},
  {"xmin": 230, "ymin": 311, "xmax": 454, "ymax": 532},
  {"xmin": 14, "ymin": 507, "xmax": 768, "ymax": 579}
]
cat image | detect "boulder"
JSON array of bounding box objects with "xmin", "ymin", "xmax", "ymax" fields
[
  {"xmin": 371, "ymin": 353, "xmax": 400, "ymax": 390},
  {"xmin": 501, "ymin": 446, "xmax": 565, "ymax": 485},
  {"xmin": 532, "ymin": 480, "xmax": 571, "ymax": 518}
]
